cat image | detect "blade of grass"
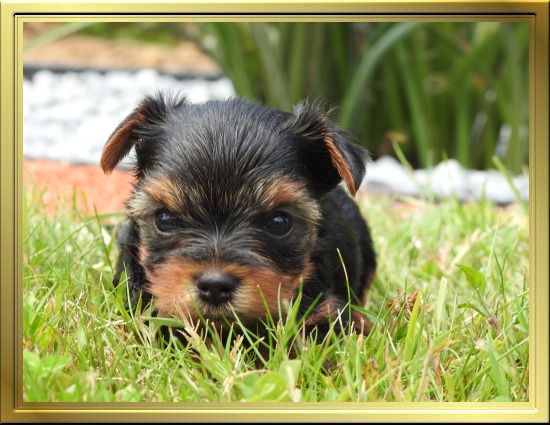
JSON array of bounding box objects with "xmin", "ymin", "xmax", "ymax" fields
[
  {"xmin": 435, "ymin": 277, "xmax": 448, "ymax": 334},
  {"xmin": 24, "ymin": 22, "xmax": 95, "ymax": 51},
  {"xmin": 456, "ymin": 84, "xmax": 472, "ymax": 168},
  {"xmin": 394, "ymin": 42, "xmax": 431, "ymax": 168},
  {"xmin": 340, "ymin": 22, "xmax": 425, "ymax": 129},
  {"xmin": 287, "ymin": 22, "xmax": 308, "ymax": 104},
  {"xmin": 250, "ymin": 23, "xmax": 290, "ymax": 109},
  {"xmin": 403, "ymin": 294, "xmax": 422, "ymax": 363},
  {"xmin": 492, "ymin": 155, "xmax": 528, "ymax": 214},
  {"xmin": 486, "ymin": 339, "xmax": 510, "ymax": 399}
]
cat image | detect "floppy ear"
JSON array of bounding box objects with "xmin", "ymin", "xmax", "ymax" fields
[
  {"xmin": 100, "ymin": 110, "xmax": 146, "ymax": 174},
  {"xmin": 100, "ymin": 92, "xmax": 187, "ymax": 174},
  {"xmin": 286, "ymin": 102, "xmax": 370, "ymax": 196}
]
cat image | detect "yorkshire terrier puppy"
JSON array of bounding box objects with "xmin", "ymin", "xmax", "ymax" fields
[{"xmin": 100, "ymin": 92, "xmax": 376, "ymax": 342}]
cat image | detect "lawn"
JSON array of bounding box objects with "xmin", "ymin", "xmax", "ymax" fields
[{"xmin": 22, "ymin": 187, "xmax": 529, "ymax": 402}]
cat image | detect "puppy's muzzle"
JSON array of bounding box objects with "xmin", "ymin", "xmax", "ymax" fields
[{"xmin": 196, "ymin": 269, "xmax": 239, "ymax": 306}]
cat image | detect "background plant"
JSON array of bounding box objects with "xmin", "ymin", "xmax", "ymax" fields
[
  {"xmin": 25, "ymin": 21, "xmax": 529, "ymax": 173},
  {"xmin": 181, "ymin": 21, "xmax": 529, "ymax": 173}
]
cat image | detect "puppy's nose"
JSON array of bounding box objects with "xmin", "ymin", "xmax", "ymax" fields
[{"xmin": 196, "ymin": 270, "xmax": 239, "ymax": 306}]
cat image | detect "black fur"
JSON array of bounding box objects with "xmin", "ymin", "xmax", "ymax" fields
[{"xmin": 102, "ymin": 92, "xmax": 376, "ymax": 342}]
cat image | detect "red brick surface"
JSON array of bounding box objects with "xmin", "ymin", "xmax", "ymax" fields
[{"xmin": 23, "ymin": 159, "xmax": 135, "ymax": 216}]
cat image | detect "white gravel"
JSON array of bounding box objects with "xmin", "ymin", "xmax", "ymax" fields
[
  {"xmin": 23, "ymin": 68, "xmax": 528, "ymax": 205},
  {"xmin": 24, "ymin": 68, "xmax": 235, "ymax": 169},
  {"xmin": 364, "ymin": 155, "xmax": 528, "ymax": 205}
]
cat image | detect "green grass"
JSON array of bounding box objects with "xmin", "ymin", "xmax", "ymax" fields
[{"xmin": 23, "ymin": 187, "xmax": 529, "ymax": 402}]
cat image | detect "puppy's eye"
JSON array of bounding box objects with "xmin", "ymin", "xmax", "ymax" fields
[
  {"xmin": 263, "ymin": 212, "xmax": 293, "ymax": 237},
  {"xmin": 154, "ymin": 208, "xmax": 182, "ymax": 232}
]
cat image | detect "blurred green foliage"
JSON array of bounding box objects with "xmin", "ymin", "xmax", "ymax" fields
[
  {"xmin": 181, "ymin": 22, "xmax": 529, "ymax": 173},
  {"xmin": 26, "ymin": 21, "xmax": 529, "ymax": 172}
]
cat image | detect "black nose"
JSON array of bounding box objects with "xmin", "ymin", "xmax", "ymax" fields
[{"xmin": 196, "ymin": 270, "xmax": 239, "ymax": 306}]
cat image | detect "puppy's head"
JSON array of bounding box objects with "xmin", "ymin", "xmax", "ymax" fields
[{"xmin": 101, "ymin": 92, "xmax": 369, "ymax": 328}]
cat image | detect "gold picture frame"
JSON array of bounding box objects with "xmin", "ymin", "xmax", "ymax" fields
[{"xmin": 1, "ymin": 1, "xmax": 548, "ymax": 422}]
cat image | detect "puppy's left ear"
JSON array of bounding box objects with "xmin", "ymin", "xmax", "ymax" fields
[{"xmin": 286, "ymin": 102, "xmax": 370, "ymax": 196}]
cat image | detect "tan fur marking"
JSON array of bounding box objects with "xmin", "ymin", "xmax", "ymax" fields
[
  {"xmin": 127, "ymin": 189, "xmax": 162, "ymax": 218},
  {"xmin": 144, "ymin": 258, "xmax": 313, "ymax": 327},
  {"xmin": 264, "ymin": 179, "xmax": 308, "ymax": 208},
  {"xmin": 145, "ymin": 260, "xmax": 205, "ymax": 323},
  {"xmin": 142, "ymin": 176, "xmax": 185, "ymax": 213},
  {"xmin": 220, "ymin": 261, "xmax": 314, "ymax": 323},
  {"xmin": 264, "ymin": 179, "xmax": 321, "ymax": 224},
  {"xmin": 137, "ymin": 243, "xmax": 147, "ymax": 264},
  {"xmin": 323, "ymin": 135, "xmax": 357, "ymax": 196},
  {"xmin": 100, "ymin": 112, "xmax": 145, "ymax": 174}
]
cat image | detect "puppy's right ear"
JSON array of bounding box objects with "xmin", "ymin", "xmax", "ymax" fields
[
  {"xmin": 100, "ymin": 92, "xmax": 187, "ymax": 174},
  {"xmin": 100, "ymin": 109, "xmax": 146, "ymax": 174}
]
